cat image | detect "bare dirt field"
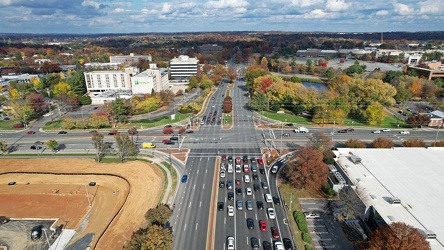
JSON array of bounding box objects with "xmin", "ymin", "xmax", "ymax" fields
[{"xmin": 0, "ymin": 158, "xmax": 164, "ymax": 249}]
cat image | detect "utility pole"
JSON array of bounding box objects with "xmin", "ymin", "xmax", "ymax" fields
[{"xmin": 434, "ymin": 123, "xmax": 443, "ymax": 146}]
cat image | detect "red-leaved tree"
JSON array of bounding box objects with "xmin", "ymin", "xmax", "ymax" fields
[
  {"xmin": 282, "ymin": 146, "xmax": 329, "ymax": 190},
  {"xmin": 367, "ymin": 222, "xmax": 430, "ymax": 250}
]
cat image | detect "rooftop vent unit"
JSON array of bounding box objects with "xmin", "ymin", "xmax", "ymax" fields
[
  {"xmin": 329, "ymin": 165, "xmax": 337, "ymax": 172},
  {"xmin": 370, "ymin": 195, "xmax": 377, "ymax": 200},
  {"xmin": 424, "ymin": 230, "xmax": 437, "ymax": 239},
  {"xmin": 350, "ymin": 155, "xmax": 361, "ymax": 164},
  {"xmin": 388, "ymin": 215, "xmax": 397, "ymax": 222},
  {"xmin": 389, "ymin": 197, "xmax": 401, "ymax": 204}
]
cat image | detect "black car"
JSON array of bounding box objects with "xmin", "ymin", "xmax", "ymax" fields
[
  {"xmin": 252, "ymin": 173, "xmax": 258, "ymax": 180},
  {"xmin": 58, "ymin": 131, "xmax": 67, "ymax": 134},
  {"xmin": 253, "ymin": 184, "xmax": 260, "ymax": 191},
  {"xmin": 250, "ymin": 158, "xmax": 256, "ymax": 163},
  {"xmin": 283, "ymin": 238, "xmax": 294, "ymax": 250},
  {"xmin": 228, "ymin": 192, "xmax": 234, "ymax": 201},
  {"xmin": 263, "ymin": 241, "xmax": 272, "ymax": 250},
  {"xmin": 164, "ymin": 140, "xmax": 175, "ymax": 145},
  {"xmin": 226, "ymin": 180, "xmax": 233, "ymax": 189},
  {"xmin": 217, "ymin": 202, "xmax": 224, "ymax": 211},
  {"xmin": 246, "ymin": 218, "xmax": 254, "ymax": 229},
  {"xmin": 251, "ymin": 237, "xmax": 259, "ymax": 250},
  {"xmin": 256, "ymin": 201, "xmax": 264, "ymax": 210},
  {"xmin": 219, "ymin": 181, "xmax": 225, "ymax": 188},
  {"xmin": 30, "ymin": 145, "xmax": 42, "ymax": 150},
  {"xmin": 273, "ymin": 196, "xmax": 281, "ymax": 205},
  {"xmin": 235, "ymin": 187, "xmax": 242, "ymax": 195},
  {"xmin": 31, "ymin": 225, "xmax": 42, "ymax": 240},
  {"xmin": 242, "ymin": 155, "xmax": 249, "ymax": 163},
  {"xmin": 259, "ymin": 168, "xmax": 265, "ymax": 174},
  {"xmin": 337, "ymin": 129, "xmax": 347, "ymax": 133},
  {"xmin": 170, "ymin": 136, "xmax": 178, "ymax": 141},
  {"xmin": 164, "ymin": 124, "xmax": 172, "ymax": 128},
  {"xmin": 185, "ymin": 130, "xmax": 194, "ymax": 133},
  {"xmin": 227, "ymin": 156, "xmax": 233, "ymax": 162}
]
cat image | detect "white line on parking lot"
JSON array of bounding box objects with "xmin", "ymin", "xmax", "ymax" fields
[
  {"xmin": 193, "ymin": 184, "xmax": 196, "ymax": 190},
  {"xmin": 195, "ymin": 223, "xmax": 198, "ymax": 230},
  {"xmin": 183, "ymin": 224, "xmax": 187, "ymax": 231},
  {"xmin": 202, "ymin": 184, "xmax": 205, "ymax": 189},
  {"xmin": 199, "ymin": 201, "xmax": 201, "ymax": 207}
]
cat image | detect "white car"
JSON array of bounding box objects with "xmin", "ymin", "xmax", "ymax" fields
[
  {"xmin": 235, "ymin": 165, "xmax": 242, "ymax": 173},
  {"xmin": 304, "ymin": 211, "xmax": 320, "ymax": 219},
  {"xmin": 220, "ymin": 170, "xmax": 225, "ymax": 178},
  {"xmin": 227, "ymin": 163, "xmax": 233, "ymax": 173},
  {"xmin": 400, "ymin": 130, "xmax": 410, "ymax": 134},
  {"xmin": 244, "ymin": 175, "xmax": 250, "ymax": 183},
  {"xmin": 246, "ymin": 187, "xmax": 252, "ymax": 196},
  {"xmin": 274, "ymin": 241, "xmax": 284, "ymax": 250},
  {"xmin": 372, "ymin": 130, "xmax": 381, "ymax": 134},
  {"xmin": 227, "ymin": 206, "xmax": 234, "ymax": 217},
  {"xmin": 267, "ymin": 207, "xmax": 276, "ymax": 219},
  {"xmin": 227, "ymin": 236, "xmax": 235, "ymax": 249},
  {"xmin": 381, "ymin": 128, "xmax": 391, "ymax": 132}
]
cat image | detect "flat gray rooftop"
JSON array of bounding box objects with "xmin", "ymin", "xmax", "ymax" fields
[{"xmin": 336, "ymin": 147, "xmax": 444, "ymax": 249}]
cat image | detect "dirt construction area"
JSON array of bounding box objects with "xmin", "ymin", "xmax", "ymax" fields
[{"xmin": 0, "ymin": 158, "xmax": 164, "ymax": 249}]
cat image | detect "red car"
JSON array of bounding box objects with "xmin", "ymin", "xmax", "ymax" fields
[
  {"xmin": 235, "ymin": 179, "xmax": 241, "ymax": 186},
  {"xmin": 162, "ymin": 139, "xmax": 170, "ymax": 143},
  {"xmin": 259, "ymin": 220, "xmax": 267, "ymax": 232},
  {"xmin": 257, "ymin": 158, "xmax": 264, "ymax": 165},
  {"xmin": 27, "ymin": 131, "xmax": 36, "ymax": 134},
  {"xmin": 235, "ymin": 157, "xmax": 241, "ymax": 164},
  {"xmin": 271, "ymin": 227, "xmax": 280, "ymax": 239},
  {"xmin": 222, "ymin": 155, "xmax": 227, "ymax": 161}
]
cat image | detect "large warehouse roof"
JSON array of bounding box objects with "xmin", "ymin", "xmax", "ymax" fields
[{"xmin": 336, "ymin": 147, "xmax": 444, "ymax": 249}]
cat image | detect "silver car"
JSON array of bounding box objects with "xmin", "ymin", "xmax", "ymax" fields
[
  {"xmin": 236, "ymin": 200, "xmax": 243, "ymax": 210},
  {"xmin": 246, "ymin": 200, "xmax": 253, "ymax": 210}
]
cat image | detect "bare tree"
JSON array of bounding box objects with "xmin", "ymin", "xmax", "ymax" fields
[
  {"xmin": 92, "ymin": 133, "xmax": 107, "ymax": 162},
  {"xmin": 128, "ymin": 126, "xmax": 138, "ymax": 141},
  {"xmin": 114, "ymin": 133, "xmax": 138, "ymax": 162}
]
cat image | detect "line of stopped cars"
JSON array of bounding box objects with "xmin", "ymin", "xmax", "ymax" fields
[{"xmin": 218, "ymin": 155, "xmax": 294, "ymax": 250}]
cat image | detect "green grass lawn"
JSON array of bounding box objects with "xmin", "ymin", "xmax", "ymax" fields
[
  {"xmin": 262, "ymin": 112, "xmax": 311, "ymax": 125},
  {"xmin": 224, "ymin": 113, "xmax": 233, "ymax": 125},
  {"xmin": 0, "ymin": 119, "xmax": 22, "ymax": 131},
  {"xmin": 130, "ymin": 113, "xmax": 193, "ymax": 129}
]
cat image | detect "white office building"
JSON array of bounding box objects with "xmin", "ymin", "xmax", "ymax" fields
[
  {"xmin": 131, "ymin": 65, "xmax": 169, "ymax": 95},
  {"xmin": 84, "ymin": 67, "xmax": 139, "ymax": 94},
  {"xmin": 169, "ymin": 55, "xmax": 198, "ymax": 81},
  {"xmin": 110, "ymin": 53, "xmax": 152, "ymax": 66}
]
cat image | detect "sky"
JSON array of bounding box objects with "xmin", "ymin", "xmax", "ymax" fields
[{"xmin": 0, "ymin": 0, "xmax": 443, "ymax": 34}]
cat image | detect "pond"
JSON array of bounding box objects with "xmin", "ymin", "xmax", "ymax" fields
[{"xmin": 301, "ymin": 81, "xmax": 327, "ymax": 91}]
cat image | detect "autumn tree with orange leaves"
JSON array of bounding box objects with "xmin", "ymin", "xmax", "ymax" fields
[
  {"xmin": 409, "ymin": 79, "xmax": 423, "ymax": 98},
  {"xmin": 366, "ymin": 222, "xmax": 430, "ymax": 250},
  {"xmin": 281, "ymin": 146, "xmax": 329, "ymax": 191}
]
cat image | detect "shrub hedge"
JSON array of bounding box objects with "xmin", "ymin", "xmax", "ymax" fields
[
  {"xmin": 302, "ymin": 232, "xmax": 312, "ymax": 243},
  {"xmin": 293, "ymin": 211, "xmax": 308, "ymax": 233}
]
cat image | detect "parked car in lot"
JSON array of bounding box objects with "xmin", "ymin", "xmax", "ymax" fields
[
  {"xmin": 220, "ymin": 170, "xmax": 225, "ymax": 178},
  {"xmin": 236, "ymin": 188, "xmax": 242, "ymax": 195},
  {"xmin": 235, "ymin": 179, "xmax": 241, "ymax": 186},
  {"xmin": 226, "ymin": 180, "xmax": 233, "ymax": 189},
  {"xmin": 257, "ymin": 158, "xmax": 264, "ymax": 165},
  {"xmin": 219, "ymin": 181, "xmax": 225, "ymax": 188},
  {"xmin": 243, "ymin": 175, "xmax": 250, "ymax": 183},
  {"xmin": 246, "ymin": 187, "xmax": 252, "ymax": 196},
  {"xmin": 31, "ymin": 225, "xmax": 42, "ymax": 240},
  {"xmin": 304, "ymin": 211, "xmax": 320, "ymax": 219},
  {"xmin": 261, "ymin": 181, "xmax": 269, "ymax": 189},
  {"xmin": 228, "ymin": 192, "xmax": 234, "ymax": 201},
  {"xmin": 253, "ymin": 184, "xmax": 260, "ymax": 191},
  {"xmin": 259, "ymin": 168, "xmax": 265, "ymax": 174},
  {"xmin": 274, "ymin": 241, "xmax": 284, "ymax": 250},
  {"xmin": 400, "ymin": 130, "xmax": 410, "ymax": 134}
]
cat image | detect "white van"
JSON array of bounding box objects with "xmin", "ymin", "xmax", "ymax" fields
[{"xmin": 265, "ymin": 193, "xmax": 272, "ymax": 203}]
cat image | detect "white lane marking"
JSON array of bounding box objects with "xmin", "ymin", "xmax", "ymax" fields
[
  {"xmin": 195, "ymin": 223, "xmax": 198, "ymax": 230},
  {"xmin": 199, "ymin": 201, "xmax": 202, "ymax": 207},
  {"xmin": 184, "ymin": 224, "xmax": 187, "ymax": 231},
  {"xmin": 202, "ymin": 184, "xmax": 205, "ymax": 189}
]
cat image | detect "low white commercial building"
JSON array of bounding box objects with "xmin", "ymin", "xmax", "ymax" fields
[
  {"xmin": 110, "ymin": 53, "xmax": 152, "ymax": 66},
  {"xmin": 131, "ymin": 66, "xmax": 169, "ymax": 95},
  {"xmin": 335, "ymin": 147, "xmax": 444, "ymax": 249}
]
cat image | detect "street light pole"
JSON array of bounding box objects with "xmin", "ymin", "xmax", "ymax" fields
[
  {"xmin": 434, "ymin": 123, "xmax": 443, "ymax": 146},
  {"xmin": 84, "ymin": 184, "xmax": 92, "ymax": 208}
]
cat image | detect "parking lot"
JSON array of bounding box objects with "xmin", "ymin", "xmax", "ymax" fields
[
  {"xmin": 0, "ymin": 220, "xmax": 56, "ymax": 250},
  {"xmin": 299, "ymin": 199, "xmax": 355, "ymax": 250}
]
